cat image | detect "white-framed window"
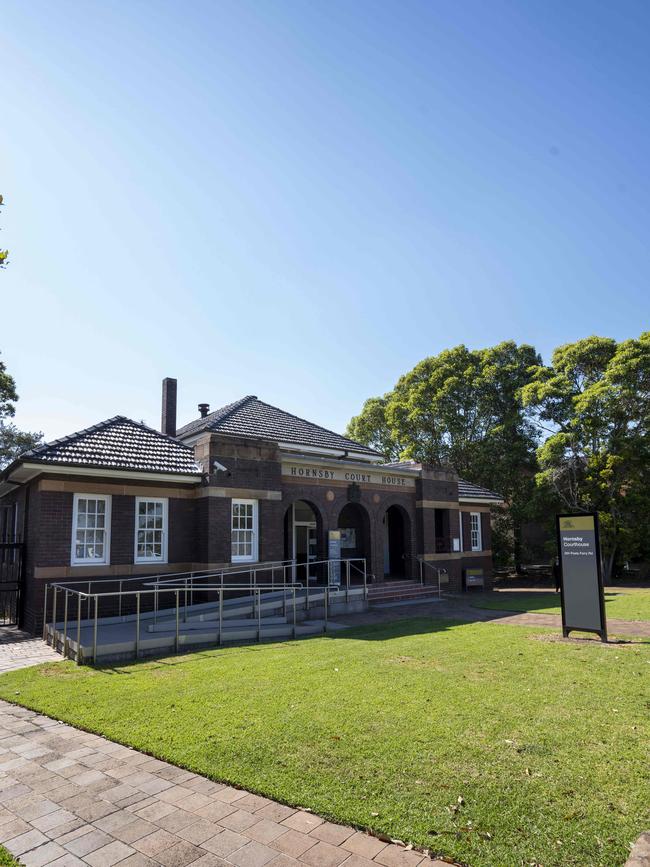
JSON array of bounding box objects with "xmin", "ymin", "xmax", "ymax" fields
[
  {"xmin": 134, "ymin": 497, "xmax": 168, "ymax": 564},
  {"xmin": 71, "ymin": 494, "xmax": 111, "ymax": 565},
  {"xmin": 470, "ymin": 512, "xmax": 482, "ymax": 551},
  {"xmin": 231, "ymin": 499, "xmax": 258, "ymax": 562}
]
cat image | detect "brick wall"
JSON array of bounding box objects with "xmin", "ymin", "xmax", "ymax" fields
[
  {"xmin": 12, "ymin": 453, "xmax": 499, "ymax": 632},
  {"xmin": 18, "ymin": 481, "xmax": 200, "ymax": 633}
]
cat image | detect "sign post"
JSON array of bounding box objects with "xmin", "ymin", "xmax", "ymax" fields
[{"xmin": 556, "ymin": 513, "xmax": 607, "ymax": 642}]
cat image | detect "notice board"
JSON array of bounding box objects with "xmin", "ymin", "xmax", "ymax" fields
[{"xmin": 556, "ymin": 513, "xmax": 607, "ymax": 641}]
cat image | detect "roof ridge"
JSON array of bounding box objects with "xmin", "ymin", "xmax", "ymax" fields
[
  {"xmin": 119, "ymin": 417, "xmax": 195, "ymax": 450},
  {"xmin": 23, "ymin": 415, "xmax": 130, "ymax": 458},
  {"xmin": 458, "ymin": 478, "xmax": 503, "ymax": 498},
  {"xmin": 205, "ymin": 395, "xmax": 257, "ymax": 430},
  {"xmin": 24, "ymin": 416, "xmax": 195, "ymax": 459},
  {"xmin": 251, "ymin": 398, "xmax": 380, "ymax": 454}
]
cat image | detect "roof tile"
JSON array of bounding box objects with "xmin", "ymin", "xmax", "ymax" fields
[
  {"xmin": 22, "ymin": 417, "xmax": 201, "ymax": 476},
  {"xmin": 458, "ymin": 479, "xmax": 503, "ymax": 501},
  {"xmin": 177, "ymin": 397, "xmax": 382, "ymax": 457}
]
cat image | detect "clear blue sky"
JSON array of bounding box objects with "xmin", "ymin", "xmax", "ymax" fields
[{"xmin": 2, "ymin": 0, "xmax": 649, "ymax": 442}]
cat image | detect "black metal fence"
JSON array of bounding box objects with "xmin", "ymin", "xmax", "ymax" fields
[{"xmin": 0, "ymin": 542, "xmax": 24, "ymax": 626}]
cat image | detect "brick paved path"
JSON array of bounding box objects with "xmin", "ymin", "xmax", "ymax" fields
[
  {"xmin": 0, "ymin": 628, "xmax": 61, "ymax": 674},
  {"xmin": 0, "ymin": 701, "xmax": 450, "ymax": 867}
]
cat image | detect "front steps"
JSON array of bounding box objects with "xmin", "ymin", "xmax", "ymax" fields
[{"xmin": 368, "ymin": 580, "xmax": 442, "ymax": 605}]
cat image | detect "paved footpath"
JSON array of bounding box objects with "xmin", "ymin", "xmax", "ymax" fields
[
  {"xmin": 0, "ymin": 629, "xmax": 61, "ymax": 675},
  {"xmin": 0, "ymin": 701, "xmax": 450, "ymax": 867},
  {"xmin": 338, "ymin": 595, "xmax": 650, "ymax": 639}
]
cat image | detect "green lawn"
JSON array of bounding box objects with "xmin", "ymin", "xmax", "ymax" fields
[
  {"xmin": 0, "ymin": 846, "xmax": 20, "ymax": 867},
  {"xmin": 1, "ymin": 620, "xmax": 648, "ymax": 867},
  {"xmin": 472, "ymin": 587, "xmax": 650, "ymax": 620}
]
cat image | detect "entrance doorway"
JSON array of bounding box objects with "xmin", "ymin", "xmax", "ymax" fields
[
  {"xmin": 337, "ymin": 502, "xmax": 370, "ymax": 573},
  {"xmin": 288, "ymin": 500, "xmax": 318, "ymax": 582},
  {"xmin": 383, "ymin": 505, "xmax": 407, "ymax": 578}
]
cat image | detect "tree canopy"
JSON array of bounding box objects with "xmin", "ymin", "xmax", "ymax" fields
[
  {"xmin": 521, "ymin": 333, "xmax": 650, "ymax": 578},
  {"xmin": 346, "ymin": 334, "xmax": 650, "ymax": 575},
  {"xmin": 346, "ymin": 341, "xmax": 546, "ymax": 566}
]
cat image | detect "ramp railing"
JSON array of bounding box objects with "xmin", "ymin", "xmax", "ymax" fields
[{"xmin": 43, "ymin": 557, "xmax": 368, "ymax": 666}]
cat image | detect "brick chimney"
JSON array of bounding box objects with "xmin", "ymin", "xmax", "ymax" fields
[{"xmin": 161, "ymin": 378, "xmax": 177, "ymax": 437}]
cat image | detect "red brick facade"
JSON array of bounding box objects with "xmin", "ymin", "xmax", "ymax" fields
[{"xmin": 3, "ymin": 432, "xmax": 499, "ymax": 633}]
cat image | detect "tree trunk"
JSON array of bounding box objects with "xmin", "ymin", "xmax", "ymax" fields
[{"xmin": 603, "ymin": 546, "xmax": 617, "ymax": 585}]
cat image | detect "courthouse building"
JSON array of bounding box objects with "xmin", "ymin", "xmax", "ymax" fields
[{"xmin": 0, "ymin": 379, "xmax": 502, "ymax": 632}]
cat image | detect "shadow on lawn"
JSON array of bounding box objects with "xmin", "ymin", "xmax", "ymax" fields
[
  {"xmin": 92, "ymin": 618, "xmax": 469, "ymax": 675},
  {"xmin": 89, "ymin": 612, "xmax": 648, "ymax": 676},
  {"xmin": 468, "ymin": 589, "xmax": 628, "ymax": 614}
]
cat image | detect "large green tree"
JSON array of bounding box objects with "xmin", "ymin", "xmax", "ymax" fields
[
  {"xmin": 521, "ymin": 333, "xmax": 650, "ymax": 580},
  {"xmin": 346, "ymin": 341, "xmax": 547, "ymax": 567}
]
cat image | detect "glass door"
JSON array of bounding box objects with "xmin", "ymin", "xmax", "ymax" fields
[{"xmin": 292, "ymin": 501, "xmax": 318, "ymax": 582}]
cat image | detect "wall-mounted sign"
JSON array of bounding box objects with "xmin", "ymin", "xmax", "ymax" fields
[
  {"xmin": 282, "ymin": 462, "xmax": 416, "ymax": 488},
  {"xmin": 339, "ymin": 528, "xmax": 356, "ymax": 549},
  {"xmin": 464, "ymin": 568, "xmax": 484, "ymax": 589},
  {"xmin": 556, "ymin": 513, "xmax": 607, "ymax": 642}
]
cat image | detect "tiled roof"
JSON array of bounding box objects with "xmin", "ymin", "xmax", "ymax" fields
[
  {"xmin": 21, "ymin": 417, "xmax": 202, "ymax": 476},
  {"xmin": 458, "ymin": 479, "xmax": 503, "ymax": 501},
  {"xmin": 177, "ymin": 396, "xmax": 383, "ymax": 458}
]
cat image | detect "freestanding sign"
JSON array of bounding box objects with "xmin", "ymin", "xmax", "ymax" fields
[
  {"xmin": 556, "ymin": 513, "xmax": 607, "ymax": 642},
  {"xmin": 328, "ymin": 530, "xmax": 342, "ymax": 586}
]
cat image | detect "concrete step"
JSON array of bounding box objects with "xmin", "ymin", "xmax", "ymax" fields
[
  {"xmin": 369, "ymin": 585, "xmax": 441, "ymax": 605},
  {"xmin": 368, "ymin": 582, "xmax": 425, "ymax": 596}
]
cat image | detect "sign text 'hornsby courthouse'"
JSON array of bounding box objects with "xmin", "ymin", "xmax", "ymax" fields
[
  {"xmin": 282, "ymin": 463, "xmax": 416, "ymax": 488},
  {"xmin": 557, "ymin": 513, "xmax": 607, "ymax": 641}
]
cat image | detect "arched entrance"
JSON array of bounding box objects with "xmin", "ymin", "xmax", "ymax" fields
[
  {"xmin": 383, "ymin": 505, "xmax": 408, "ymax": 578},
  {"xmin": 284, "ymin": 500, "xmax": 319, "ymax": 582},
  {"xmin": 337, "ymin": 502, "xmax": 370, "ymax": 570}
]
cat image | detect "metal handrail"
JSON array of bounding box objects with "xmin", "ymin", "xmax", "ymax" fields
[
  {"xmin": 146, "ymin": 557, "xmax": 367, "ymax": 613},
  {"xmin": 44, "ymin": 561, "xmax": 368, "ymax": 667},
  {"xmin": 47, "ymin": 581, "xmax": 310, "ymax": 665},
  {"xmin": 416, "ymin": 557, "xmax": 447, "ymax": 597},
  {"xmin": 152, "ymin": 557, "xmax": 366, "ymax": 588},
  {"xmin": 46, "ymin": 558, "xmax": 296, "ymax": 591},
  {"xmin": 43, "ymin": 559, "xmax": 298, "ymax": 636}
]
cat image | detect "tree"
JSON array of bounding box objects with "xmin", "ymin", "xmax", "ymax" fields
[
  {"xmin": 346, "ymin": 341, "xmax": 546, "ymax": 567},
  {"xmin": 0, "ymin": 354, "xmax": 42, "ymax": 468},
  {"xmin": 520, "ymin": 333, "xmax": 650, "ymax": 580}
]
